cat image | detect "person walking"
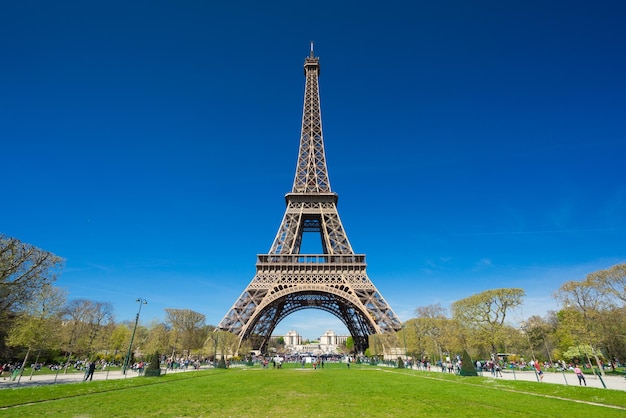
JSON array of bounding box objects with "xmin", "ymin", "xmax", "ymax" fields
[
  {"xmin": 534, "ymin": 360, "xmax": 544, "ymax": 382},
  {"xmin": 574, "ymin": 365, "xmax": 586, "ymax": 386},
  {"xmin": 84, "ymin": 361, "xmax": 96, "ymax": 381}
]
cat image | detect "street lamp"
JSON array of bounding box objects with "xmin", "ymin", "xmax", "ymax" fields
[
  {"xmin": 123, "ymin": 298, "xmax": 147, "ymax": 375},
  {"xmin": 402, "ymin": 323, "xmax": 408, "ymax": 367},
  {"xmin": 214, "ymin": 333, "xmax": 219, "ymax": 367}
]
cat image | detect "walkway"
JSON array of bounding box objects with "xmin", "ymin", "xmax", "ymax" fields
[
  {"xmin": 2, "ymin": 365, "xmax": 625, "ymax": 392},
  {"xmin": 428, "ymin": 366, "xmax": 626, "ymax": 391},
  {"xmin": 0, "ymin": 367, "xmax": 194, "ymax": 389}
]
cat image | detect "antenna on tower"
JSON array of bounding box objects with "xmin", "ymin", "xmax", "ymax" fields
[{"xmin": 310, "ymin": 40, "xmax": 314, "ymax": 57}]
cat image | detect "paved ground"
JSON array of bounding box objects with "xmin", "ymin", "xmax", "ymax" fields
[
  {"xmin": 427, "ymin": 367, "xmax": 626, "ymax": 391},
  {"xmin": 0, "ymin": 367, "xmax": 194, "ymax": 389},
  {"xmin": 2, "ymin": 365, "xmax": 625, "ymax": 392}
]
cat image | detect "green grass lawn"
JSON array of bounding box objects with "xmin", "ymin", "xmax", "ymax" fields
[{"xmin": 1, "ymin": 363, "xmax": 625, "ymax": 417}]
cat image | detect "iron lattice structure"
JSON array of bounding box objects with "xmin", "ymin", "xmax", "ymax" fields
[{"xmin": 218, "ymin": 45, "xmax": 402, "ymax": 353}]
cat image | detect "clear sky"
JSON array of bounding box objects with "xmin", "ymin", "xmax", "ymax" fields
[{"xmin": 2, "ymin": 1, "xmax": 625, "ymax": 340}]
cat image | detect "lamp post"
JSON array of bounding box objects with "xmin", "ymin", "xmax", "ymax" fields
[
  {"xmin": 123, "ymin": 298, "xmax": 147, "ymax": 375},
  {"xmin": 402, "ymin": 323, "xmax": 408, "ymax": 367},
  {"xmin": 214, "ymin": 333, "xmax": 219, "ymax": 367}
]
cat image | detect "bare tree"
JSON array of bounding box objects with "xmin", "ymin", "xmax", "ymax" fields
[
  {"xmin": 61, "ymin": 299, "xmax": 114, "ymax": 361},
  {"xmin": 1, "ymin": 235, "xmax": 64, "ymax": 354},
  {"xmin": 0, "ymin": 235, "xmax": 64, "ymax": 315}
]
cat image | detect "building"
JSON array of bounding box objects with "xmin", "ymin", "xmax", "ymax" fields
[{"xmin": 271, "ymin": 330, "xmax": 349, "ymax": 356}]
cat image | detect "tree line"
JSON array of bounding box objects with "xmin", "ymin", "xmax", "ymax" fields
[
  {"xmin": 368, "ymin": 265, "xmax": 626, "ymax": 371},
  {"xmin": 2, "ymin": 234, "xmax": 625, "ymax": 370},
  {"xmin": 0, "ymin": 234, "xmax": 245, "ymax": 368}
]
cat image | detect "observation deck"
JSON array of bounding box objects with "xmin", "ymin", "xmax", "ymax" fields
[{"xmin": 257, "ymin": 254, "xmax": 366, "ymax": 270}]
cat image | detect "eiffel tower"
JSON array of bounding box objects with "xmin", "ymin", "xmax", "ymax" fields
[{"xmin": 218, "ymin": 44, "xmax": 402, "ymax": 353}]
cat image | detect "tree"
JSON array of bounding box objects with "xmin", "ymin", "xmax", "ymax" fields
[
  {"xmin": 0, "ymin": 235, "xmax": 64, "ymax": 315},
  {"xmin": 108, "ymin": 324, "xmax": 131, "ymax": 364},
  {"xmin": 204, "ymin": 330, "xmax": 238, "ymax": 366},
  {"xmin": 268, "ymin": 335, "xmax": 286, "ymax": 355},
  {"xmin": 587, "ymin": 263, "xmax": 626, "ymax": 306},
  {"xmin": 562, "ymin": 344, "xmax": 599, "ymax": 363},
  {"xmin": 345, "ymin": 336, "xmax": 354, "ymax": 353},
  {"xmin": 367, "ymin": 334, "xmax": 385, "ymax": 358},
  {"xmin": 238, "ymin": 338, "xmax": 253, "ymax": 361},
  {"xmin": 555, "ymin": 264, "xmax": 626, "ymax": 366},
  {"xmin": 1, "ymin": 235, "xmax": 64, "ymax": 355},
  {"xmin": 452, "ymin": 288, "xmax": 525, "ymax": 355},
  {"xmin": 521, "ymin": 314, "xmax": 558, "ymax": 362},
  {"xmin": 555, "ymin": 277, "xmax": 611, "ymax": 374},
  {"xmin": 415, "ymin": 303, "xmax": 447, "ymax": 319},
  {"xmin": 407, "ymin": 303, "xmax": 451, "ymax": 362},
  {"xmin": 459, "ymin": 350, "xmax": 478, "ymax": 376},
  {"xmin": 596, "ymin": 306, "xmax": 626, "ymax": 368},
  {"xmin": 204, "ymin": 329, "xmax": 222, "ymax": 362},
  {"xmin": 143, "ymin": 322, "xmax": 171, "ymax": 357},
  {"xmin": 144, "ymin": 351, "xmax": 162, "ymax": 377},
  {"xmin": 405, "ymin": 305, "xmax": 465, "ymax": 363},
  {"xmin": 61, "ymin": 299, "xmax": 114, "ymax": 361},
  {"xmin": 6, "ymin": 284, "xmax": 66, "ymax": 379},
  {"xmin": 165, "ymin": 308, "xmax": 207, "ymax": 358}
]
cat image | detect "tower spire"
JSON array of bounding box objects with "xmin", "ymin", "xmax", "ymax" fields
[{"xmin": 293, "ymin": 42, "xmax": 329, "ymax": 193}]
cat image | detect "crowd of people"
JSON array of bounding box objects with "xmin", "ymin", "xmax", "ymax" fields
[{"xmin": 385, "ymin": 356, "xmax": 618, "ymax": 384}]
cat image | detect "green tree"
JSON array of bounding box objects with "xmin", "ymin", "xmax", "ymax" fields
[
  {"xmin": 452, "ymin": 288, "xmax": 525, "ymax": 355},
  {"xmin": 143, "ymin": 322, "xmax": 171, "ymax": 357},
  {"xmin": 268, "ymin": 335, "xmax": 286, "ymax": 355},
  {"xmin": 587, "ymin": 263, "xmax": 626, "ymax": 306},
  {"xmin": 596, "ymin": 306, "xmax": 626, "ymax": 368},
  {"xmin": 6, "ymin": 284, "xmax": 66, "ymax": 379},
  {"xmin": 407, "ymin": 303, "xmax": 451, "ymax": 362},
  {"xmin": 521, "ymin": 314, "xmax": 558, "ymax": 363},
  {"xmin": 165, "ymin": 308, "xmax": 207, "ymax": 359},
  {"xmin": 345, "ymin": 336, "xmax": 354, "ymax": 353},
  {"xmin": 144, "ymin": 351, "xmax": 162, "ymax": 377},
  {"xmin": 109, "ymin": 324, "xmax": 131, "ymax": 364},
  {"xmin": 562, "ymin": 344, "xmax": 598, "ymax": 363},
  {"xmin": 556, "ymin": 277, "xmax": 611, "ymax": 374},
  {"xmin": 204, "ymin": 330, "xmax": 239, "ymax": 365},
  {"xmin": 367, "ymin": 334, "xmax": 384, "ymax": 358},
  {"xmin": 368, "ymin": 332, "xmax": 400, "ymax": 360},
  {"xmin": 460, "ymin": 349, "xmax": 478, "ymax": 376},
  {"xmin": 554, "ymin": 308, "xmax": 583, "ymax": 356},
  {"xmin": 238, "ymin": 338, "xmax": 253, "ymax": 359}
]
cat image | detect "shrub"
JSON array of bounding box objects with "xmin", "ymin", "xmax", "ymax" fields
[
  {"xmin": 144, "ymin": 352, "xmax": 161, "ymax": 377},
  {"xmin": 217, "ymin": 356, "xmax": 227, "ymax": 369},
  {"xmin": 397, "ymin": 357, "xmax": 405, "ymax": 369},
  {"xmin": 459, "ymin": 350, "xmax": 478, "ymax": 376}
]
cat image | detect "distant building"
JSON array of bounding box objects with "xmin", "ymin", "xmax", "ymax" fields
[
  {"xmin": 272, "ymin": 330, "xmax": 349, "ymax": 355},
  {"xmin": 320, "ymin": 330, "xmax": 348, "ymax": 346},
  {"xmin": 285, "ymin": 330, "xmax": 302, "ymax": 346}
]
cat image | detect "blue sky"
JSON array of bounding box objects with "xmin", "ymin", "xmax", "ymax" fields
[{"xmin": 2, "ymin": 1, "xmax": 625, "ymax": 340}]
